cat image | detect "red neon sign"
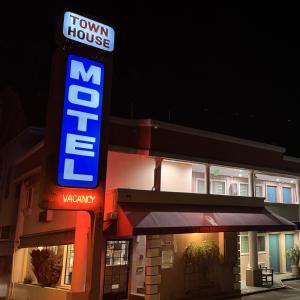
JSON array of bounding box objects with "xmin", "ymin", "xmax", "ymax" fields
[{"xmin": 42, "ymin": 183, "xmax": 101, "ymax": 211}]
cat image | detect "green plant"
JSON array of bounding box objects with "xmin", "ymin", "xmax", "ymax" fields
[
  {"xmin": 23, "ymin": 275, "xmax": 33, "ymax": 284},
  {"xmin": 183, "ymin": 240, "xmax": 221, "ymax": 265},
  {"xmin": 286, "ymin": 245, "xmax": 300, "ymax": 265},
  {"xmin": 30, "ymin": 249, "xmax": 63, "ymax": 287}
]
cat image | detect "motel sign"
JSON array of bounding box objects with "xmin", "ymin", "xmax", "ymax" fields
[{"xmin": 57, "ymin": 55, "xmax": 104, "ymax": 188}]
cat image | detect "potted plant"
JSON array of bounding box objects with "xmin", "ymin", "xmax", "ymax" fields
[{"xmin": 286, "ymin": 245, "xmax": 300, "ymax": 275}]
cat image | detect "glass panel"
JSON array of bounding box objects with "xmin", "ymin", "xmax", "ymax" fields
[
  {"xmin": 240, "ymin": 183, "xmax": 249, "ymax": 197},
  {"xmin": 196, "ymin": 179, "xmax": 205, "ymax": 194},
  {"xmin": 267, "ymin": 186, "xmax": 277, "ymax": 203},
  {"xmin": 255, "ymin": 185, "xmax": 263, "ymax": 197},
  {"xmin": 282, "ymin": 187, "xmax": 292, "ymax": 204},
  {"xmin": 211, "ymin": 181, "xmax": 225, "ymax": 195},
  {"xmin": 64, "ymin": 244, "xmax": 74, "ymax": 285},
  {"xmin": 257, "ymin": 236, "xmax": 265, "ymax": 252},
  {"xmin": 240, "ymin": 236, "xmax": 249, "ymax": 254}
]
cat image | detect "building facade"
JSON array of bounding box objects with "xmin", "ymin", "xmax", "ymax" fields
[
  {"xmin": 3, "ymin": 118, "xmax": 300, "ymax": 300},
  {"xmin": 0, "ymin": 128, "xmax": 43, "ymax": 299}
]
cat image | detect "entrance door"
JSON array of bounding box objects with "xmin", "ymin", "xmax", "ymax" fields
[
  {"xmin": 104, "ymin": 240, "xmax": 130, "ymax": 300},
  {"xmin": 285, "ymin": 234, "xmax": 294, "ymax": 272},
  {"xmin": 269, "ymin": 234, "xmax": 280, "ymax": 272}
]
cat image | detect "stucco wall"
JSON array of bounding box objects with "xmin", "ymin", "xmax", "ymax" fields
[
  {"xmin": 22, "ymin": 185, "xmax": 76, "ymax": 235},
  {"xmin": 106, "ymin": 151, "xmax": 155, "ymax": 191},
  {"xmin": 159, "ymin": 232, "xmax": 237, "ymax": 300},
  {"xmin": 12, "ymin": 283, "xmax": 70, "ymax": 300}
]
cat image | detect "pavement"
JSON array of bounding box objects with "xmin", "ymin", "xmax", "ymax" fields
[{"xmin": 228, "ymin": 279, "xmax": 300, "ymax": 300}]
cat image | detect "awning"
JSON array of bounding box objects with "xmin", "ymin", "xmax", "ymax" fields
[
  {"xmin": 19, "ymin": 228, "xmax": 75, "ymax": 248},
  {"xmin": 117, "ymin": 203, "xmax": 296, "ymax": 236}
]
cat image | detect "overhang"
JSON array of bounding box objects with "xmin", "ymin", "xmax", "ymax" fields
[
  {"xmin": 19, "ymin": 228, "xmax": 75, "ymax": 248},
  {"xmin": 116, "ymin": 202, "xmax": 296, "ymax": 236}
]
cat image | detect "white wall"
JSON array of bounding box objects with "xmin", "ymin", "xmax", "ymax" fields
[
  {"xmin": 106, "ymin": 151, "xmax": 155, "ymax": 191},
  {"xmin": 161, "ymin": 160, "xmax": 192, "ymax": 193}
]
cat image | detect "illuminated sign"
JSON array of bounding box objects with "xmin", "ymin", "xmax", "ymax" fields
[
  {"xmin": 63, "ymin": 12, "xmax": 115, "ymax": 52},
  {"xmin": 57, "ymin": 54, "xmax": 104, "ymax": 188}
]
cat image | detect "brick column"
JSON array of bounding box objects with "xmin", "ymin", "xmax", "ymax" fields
[{"xmin": 145, "ymin": 235, "xmax": 162, "ymax": 300}]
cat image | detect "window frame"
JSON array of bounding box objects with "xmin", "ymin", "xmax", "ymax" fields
[
  {"xmin": 255, "ymin": 184, "xmax": 264, "ymax": 198},
  {"xmin": 282, "ymin": 186, "xmax": 293, "ymax": 204},
  {"xmin": 195, "ymin": 178, "xmax": 205, "ymax": 194},
  {"xmin": 239, "ymin": 183, "xmax": 249, "ymax": 197},
  {"xmin": 210, "ymin": 179, "xmax": 227, "ymax": 195},
  {"xmin": 239, "ymin": 234, "xmax": 266, "ymax": 255},
  {"xmin": 266, "ymin": 185, "xmax": 277, "ymax": 203}
]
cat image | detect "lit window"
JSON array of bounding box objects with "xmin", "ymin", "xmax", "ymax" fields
[
  {"xmin": 267, "ymin": 186, "xmax": 277, "ymax": 203},
  {"xmin": 255, "ymin": 185, "xmax": 263, "ymax": 197},
  {"xmin": 64, "ymin": 244, "xmax": 74, "ymax": 285},
  {"xmin": 239, "ymin": 183, "xmax": 249, "ymax": 197},
  {"xmin": 240, "ymin": 236, "xmax": 249, "ymax": 254},
  {"xmin": 282, "ymin": 187, "xmax": 292, "ymax": 204},
  {"xmin": 196, "ymin": 179, "xmax": 205, "ymax": 194},
  {"xmin": 211, "ymin": 180, "xmax": 226, "ymax": 195}
]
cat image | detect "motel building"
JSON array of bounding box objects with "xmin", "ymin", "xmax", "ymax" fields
[{"xmin": 3, "ymin": 117, "xmax": 300, "ymax": 300}]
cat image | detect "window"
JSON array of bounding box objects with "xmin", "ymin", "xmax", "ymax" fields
[
  {"xmin": 229, "ymin": 183, "xmax": 238, "ymax": 196},
  {"xmin": 255, "ymin": 185, "xmax": 263, "ymax": 197},
  {"xmin": 257, "ymin": 235, "xmax": 266, "ymax": 252},
  {"xmin": 105, "ymin": 240, "xmax": 129, "ymax": 266},
  {"xmin": 240, "ymin": 235, "xmax": 249, "ymax": 254},
  {"xmin": 240, "ymin": 234, "xmax": 265, "ymax": 254},
  {"xmin": 196, "ymin": 178, "xmax": 205, "ymax": 194},
  {"xmin": 211, "ymin": 180, "xmax": 226, "ymax": 195},
  {"xmin": 239, "ymin": 183, "xmax": 249, "ymax": 197},
  {"xmin": 267, "ymin": 186, "xmax": 277, "ymax": 203},
  {"xmin": 282, "ymin": 187, "xmax": 292, "ymax": 204},
  {"xmin": 64, "ymin": 244, "xmax": 74, "ymax": 285}
]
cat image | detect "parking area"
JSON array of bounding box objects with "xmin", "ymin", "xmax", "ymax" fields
[{"xmin": 229, "ymin": 280, "xmax": 300, "ymax": 300}]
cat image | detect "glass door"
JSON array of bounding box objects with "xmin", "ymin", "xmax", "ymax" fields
[{"xmin": 104, "ymin": 240, "xmax": 130, "ymax": 300}]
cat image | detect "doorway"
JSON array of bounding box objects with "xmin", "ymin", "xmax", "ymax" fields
[
  {"xmin": 269, "ymin": 234, "xmax": 280, "ymax": 272},
  {"xmin": 103, "ymin": 240, "xmax": 131, "ymax": 300},
  {"xmin": 285, "ymin": 234, "xmax": 294, "ymax": 272}
]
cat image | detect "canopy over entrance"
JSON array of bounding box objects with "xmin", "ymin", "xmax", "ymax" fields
[{"xmin": 116, "ymin": 202, "xmax": 296, "ymax": 236}]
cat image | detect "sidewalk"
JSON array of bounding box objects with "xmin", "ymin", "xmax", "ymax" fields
[{"xmin": 241, "ymin": 273, "xmax": 300, "ymax": 296}]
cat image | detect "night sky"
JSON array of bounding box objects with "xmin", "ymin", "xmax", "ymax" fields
[{"xmin": 1, "ymin": 2, "xmax": 300, "ymax": 156}]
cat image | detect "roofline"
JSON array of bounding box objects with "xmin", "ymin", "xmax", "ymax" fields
[
  {"xmin": 110, "ymin": 117, "xmax": 286, "ymax": 153},
  {"xmin": 0, "ymin": 126, "xmax": 44, "ymax": 152},
  {"xmin": 151, "ymin": 120, "xmax": 286, "ymax": 153},
  {"xmin": 284, "ymin": 156, "xmax": 300, "ymax": 164},
  {"xmin": 15, "ymin": 141, "xmax": 44, "ymax": 165}
]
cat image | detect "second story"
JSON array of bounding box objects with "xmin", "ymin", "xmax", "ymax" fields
[{"xmin": 11, "ymin": 117, "xmax": 300, "ymax": 238}]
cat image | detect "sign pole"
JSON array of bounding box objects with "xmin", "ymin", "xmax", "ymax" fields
[{"xmin": 40, "ymin": 11, "xmax": 115, "ymax": 300}]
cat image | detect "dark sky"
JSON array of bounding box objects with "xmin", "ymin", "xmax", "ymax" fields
[{"xmin": 1, "ymin": 2, "xmax": 300, "ymax": 156}]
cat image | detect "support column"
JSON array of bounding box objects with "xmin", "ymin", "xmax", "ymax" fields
[
  {"xmin": 145, "ymin": 235, "xmax": 162, "ymax": 300},
  {"xmin": 154, "ymin": 158, "xmax": 163, "ymax": 191},
  {"xmin": 246, "ymin": 231, "xmax": 261, "ymax": 286},
  {"xmin": 206, "ymin": 164, "xmax": 210, "ymax": 194},
  {"xmin": 72, "ymin": 211, "xmax": 90, "ymax": 293},
  {"xmin": 249, "ymin": 170, "xmax": 255, "ymax": 197}
]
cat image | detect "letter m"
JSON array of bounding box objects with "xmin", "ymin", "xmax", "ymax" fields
[{"xmin": 70, "ymin": 59, "xmax": 101, "ymax": 85}]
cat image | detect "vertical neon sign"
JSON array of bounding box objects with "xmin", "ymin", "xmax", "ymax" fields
[{"xmin": 57, "ymin": 54, "xmax": 104, "ymax": 188}]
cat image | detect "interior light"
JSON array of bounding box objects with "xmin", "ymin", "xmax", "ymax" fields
[
  {"xmin": 291, "ymin": 180, "xmax": 295, "ymax": 184},
  {"xmin": 238, "ymin": 174, "xmax": 242, "ymax": 177},
  {"xmin": 276, "ymin": 179, "xmax": 279, "ymax": 182}
]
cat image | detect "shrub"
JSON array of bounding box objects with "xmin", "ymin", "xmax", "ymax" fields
[
  {"xmin": 30, "ymin": 249, "xmax": 62, "ymax": 287},
  {"xmin": 286, "ymin": 245, "xmax": 300, "ymax": 266}
]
